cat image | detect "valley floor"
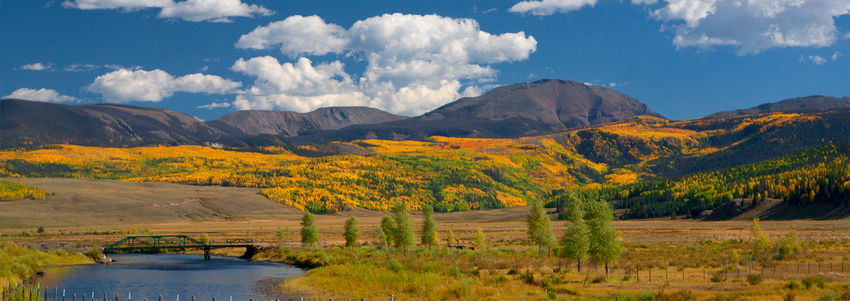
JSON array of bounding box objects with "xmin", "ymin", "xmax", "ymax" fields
[{"xmin": 4, "ymin": 178, "xmax": 850, "ymax": 300}]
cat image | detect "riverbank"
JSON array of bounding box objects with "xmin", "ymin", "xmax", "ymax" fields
[{"xmin": 0, "ymin": 242, "xmax": 91, "ymax": 287}]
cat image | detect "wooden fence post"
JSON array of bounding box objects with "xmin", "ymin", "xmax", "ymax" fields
[{"xmin": 649, "ymin": 269, "xmax": 652, "ymax": 282}]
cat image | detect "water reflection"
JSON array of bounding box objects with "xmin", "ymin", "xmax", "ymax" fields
[{"xmin": 38, "ymin": 254, "xmax": 304, "ymax": 301}]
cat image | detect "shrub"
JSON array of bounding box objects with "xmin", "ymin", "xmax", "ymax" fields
[
  {"xmin": 540, "ymin": 274, "xmax": 566, "ymax": 288},
  {"xmin": 817, "ymin": 291, "xmax": 840, "ymax": 301},
  {"xmin": 520, "ymin": 269, "xmax": 535, "ymax": 284},
  {"xmin": 387, "ymin": 259, "xmax": 404, "ymax": 272},
  {"xmin": 786, "ymin": 280, "xmax": 803, "ymax": 290},
  {"xmin": 448, "ymin": 278, "xmax": 473, "ymax": 298},
  {"xmin": 706, "ymin": 294, "xmax": 742, "ymax": 301},
  {"xmin": 656, "ymin": 290, "xmax": 697, "ymax": 301},
  {"xmin": 590, "ymin": 275, "xmax": 607, "ymax": 283},
  {"xmin": 802, "ymin": 275, "xmax": 829, "ymax": 290},
  {"xmin": 710, "ymin": 271, "xmax": 725, "ymax": 282},
  {"xmin": 85, "ymin": 248, "xmax": 102, "ymax": 260},
  {"xmin": 549, "ymin": 285, "xmax": 578, "ymax": 295},
  {"xmin": 783, "ymin": 292, "xmax": 796, "ymax": 301},
  {"xmin": 746, "ymin": 273, "xmax": 763, "ymax": 285}
]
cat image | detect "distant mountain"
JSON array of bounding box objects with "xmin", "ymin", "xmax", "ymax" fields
[
  {"xmin": 291, "ymin": 79, "xmax": 664, "ymax": 142},
  {"xmin": 207, "ymin": 107, "xmax": 407, "ymax": 137},
  {"xmin": 703, "ymin": 95, "xmax": 850, "ymax": 119},
  {"xmin": 0, "ymin": 99, "xmax": 227, "ymax": 148}
]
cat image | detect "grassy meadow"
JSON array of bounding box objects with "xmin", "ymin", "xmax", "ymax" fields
[
  {"xmin": 7, "ymin": 204, "xmax": 850, "ymax": 300},
  {"xmin": 0, "ymin": 242, "xmax": 91, "ymax": 287}
]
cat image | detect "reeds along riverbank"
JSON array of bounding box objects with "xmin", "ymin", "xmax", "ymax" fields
[{"xmin": 0, "ymin": 243, "xmax": 91, "ymax": 288}]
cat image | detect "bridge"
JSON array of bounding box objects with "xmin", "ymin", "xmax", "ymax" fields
[{"xmin": 102, "ymin": 235, "xmax": 257, "ymax": 260}]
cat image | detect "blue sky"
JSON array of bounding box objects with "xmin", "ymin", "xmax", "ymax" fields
[{"xmin": 2, "ymin": 0, "xmax": 849, "ymax": 121}]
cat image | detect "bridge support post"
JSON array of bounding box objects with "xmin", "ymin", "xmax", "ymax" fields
[{"xmin": 203, "ymin": 248, "xmax": 211, "ymax": 260}]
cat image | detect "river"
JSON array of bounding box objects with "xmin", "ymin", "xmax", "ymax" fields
[{"xmin": 36, "ymin": 254, "xmax": 305, "ymax": 301}]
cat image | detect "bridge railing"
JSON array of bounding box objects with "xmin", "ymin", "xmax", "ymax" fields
[{"xmin": 103, "ymin": 235, "xmax": 255, "ymax": 252}]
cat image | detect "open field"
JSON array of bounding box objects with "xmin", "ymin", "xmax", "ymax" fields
[
  {"xmin": 3, "ymin": 178, "xmax": 850, "ymax": 245},
  {"xmin": 5, "ymin": 178, "xmax": 850, "ymax": 299},
  {"xmin": 0, "ymin": 177, "xmax": 302, "ymax": 228}
]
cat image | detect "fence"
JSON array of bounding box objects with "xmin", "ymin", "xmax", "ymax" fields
[
  {"xmin": 0, "ymin": 284, "xmax": 402, "ymax": 301},
  {"xmin": 575, "ymin": 260, "xmax": 850, "ymax": 283}
]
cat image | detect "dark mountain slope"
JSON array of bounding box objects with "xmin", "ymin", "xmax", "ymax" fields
[
  {"xmin": 291, "ymin": 79, "xmax": 664, "ymax": 143},
  {"xmin": 207, "ymin": 107, "xmax": 406, "ymax": 137},
  {"xmin": 704, "ymin": 95, "xmax": 850, "ymax": 119},
  {"xmin": 0, "ymin": 99, "xmax": 227, "ymax": 148}
]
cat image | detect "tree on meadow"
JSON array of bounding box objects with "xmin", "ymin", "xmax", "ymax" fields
[
  {"xmin": 446, "ymin": 230, "xmax": 456, "ymax": 247},
  {"xmin": 474, "ymin": 228, "xmax": 488, "ymax": 251},
  {"xmin": 586, "ymin": 200, "xmax": 622, "ymax": 279},
  {"xmin": 751, "ymin": 217, "xmax": 771, "ymax": 259},
  {"xmin": 276, "ymin": 226, "xmax": 292, "ymax": 244},
  {"xmin": 778, "ymin": 229, "xmax": 802, "ymax": 259},
  {"xmin": 380, "ymin": 215, "xmax": 396, "ymax": 249},
  {"xmin": 392, "ymin": 202, "xmax": 416, "ymax": 255},
  {"xmin": 421, "ymin": 204, "xmax": 438, "ymax": 249},
  {"xmin": 343, "ymin": 216, "xmax": 360, "ymax": 248},
  {"xmin": 300, "ymin": 212, "xmax": 319, "ymax": 247},
  {"xmin": 527, "ymin": 200, "xmax": 556, "ymax": 254},
  {"xmin": 559, "ymin": 194, "xmax": 590, "ymax": 272}
]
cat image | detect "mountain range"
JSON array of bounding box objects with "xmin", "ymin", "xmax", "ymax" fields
[{"xmin": 1, "ymin": 79, "xmax": 848, "ymax": 150}]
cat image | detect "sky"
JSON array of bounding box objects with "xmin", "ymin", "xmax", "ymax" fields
[{"xmin": 2, "ymin": 0, "xmax": 849, "ymax": 122}]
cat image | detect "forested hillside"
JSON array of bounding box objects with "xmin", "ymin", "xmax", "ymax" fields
[{"xmin": 1, "ymin": 109, "xmax": 848, "ymax": 218}]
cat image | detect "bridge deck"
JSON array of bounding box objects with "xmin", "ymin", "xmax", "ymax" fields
[{"xmin": 102, "ymin": 235, "xmax": 257, "ymax": 260}]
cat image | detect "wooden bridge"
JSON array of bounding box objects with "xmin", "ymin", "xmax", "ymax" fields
[{"xmin": 102, "ymin": 235, "xmax": 257, "ymax": 260}]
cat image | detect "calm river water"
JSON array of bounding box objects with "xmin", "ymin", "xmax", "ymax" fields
[{"xmin": 37, "ymin": 254, "xmax": 305, "ymax": 301}]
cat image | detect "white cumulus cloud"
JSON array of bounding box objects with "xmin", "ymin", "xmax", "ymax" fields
[
  {"xmin": 197, "ymin": 101, "xmax": 231, "ymax": 109},
  {"xmin": 233, "ymin": 14, "xmax": 536, "ymax": 116},
  {"xmin": 64, "ymin": 64, "xmax": 99, "ymax": 72},
  {"xmin": 808, "ymin": 55, "xmax": 826, "ymax": 65},
  {"xmin": 158, "ymin": 0, "xmax": 273, "ymax": 22},
  {"xmin": 236, "ymin": 15, "xmax": 348, "ymax": 56},
  {"xmin": 633, "ymin": 0, "xmax": 850, "ymax": 54},
  {"xmin": 19, "ymin": 63, "xmax": 53, "ymax": 71},
  {"xmin": 509, "ymin": 0, "xmax": 597, "ymax": 16},
  {"xmin": 84, "ymin": 68, "xmax": 242, "ymax": 103},
  {"xmin": 832, "ymin": 52, "xmax": 842, "ymax": 60},
  {"xmin": 62, "ymin": 0, "xmax": 273, "ymax": 22},
  {"xmin": 3, "ymin": 88, "xmax": 77, "ymax": 102}
]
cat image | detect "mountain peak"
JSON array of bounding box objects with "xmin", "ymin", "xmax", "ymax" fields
[{"xmin": 704, "ymin": 95, "xmax": 850, "ymax": 119}]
